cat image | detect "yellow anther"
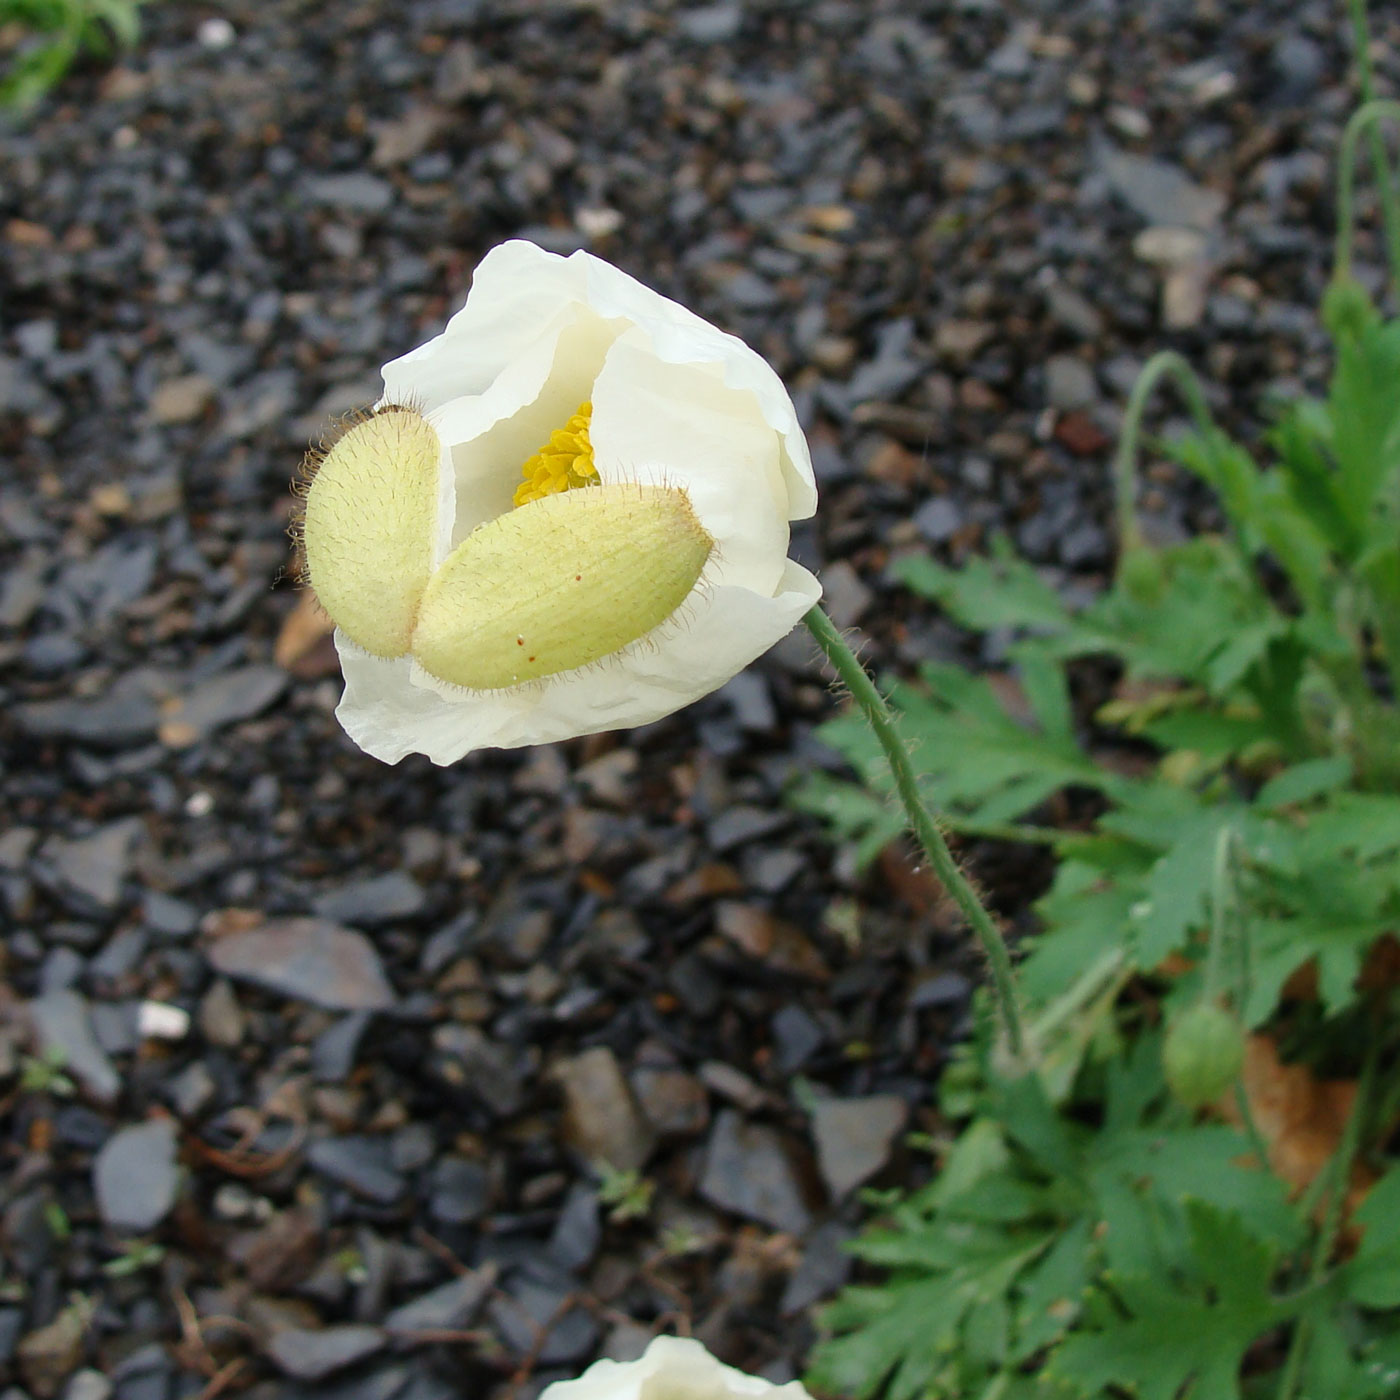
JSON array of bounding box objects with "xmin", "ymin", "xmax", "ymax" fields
[{"xmin": 512, "ymin": 400, "xmax": 599, "ymax": 506}]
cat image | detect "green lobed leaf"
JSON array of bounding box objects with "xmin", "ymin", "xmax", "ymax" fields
[
  {"xmin": 1256, "ymin": 755, "xmax": 1354, "ymax": 809},
  {"xmin": 896, "ymin": 540, "xmax": 1074, "ymax": 635},
  {"xmin": 1021, "ymin": 866, "xmax": 1141, "ymax": 1008},
  {"xmin": 1346, "ymin": 1170, "xmax": 1400, "ymax": 1310},
  {"xmin": 1132, "ymin": 814, "xmax": 1233, "ymax": 968},
  {"xmin": 786, "ymin": 769, "xmax": 904, "ymax": 870},
  {"xmin": 1271, "ymin": 400, "xmax": 1359, "ymax": 559},
  {"xmin": 1330, "ymin": 319, "xmax": 1400, "ymax": 535},
  {"xmin": 811, "ymin": 1242, "xmax": 1049, "ymax": 1400},
  {"xmin": 1045, "ymin": 1202, "xmax": 1288, "ymax": 1400},
  {"xmin": 1012, "ymin": 1216, "xmax": 1095, "ymax": 1361},
  {"xmin": 799, "ymin": 312, "xmax": 1400, "ymax": 1400},
  {"xmin": 1075, "ymin": 538, "xmax": 1282, "ymax": 695}
]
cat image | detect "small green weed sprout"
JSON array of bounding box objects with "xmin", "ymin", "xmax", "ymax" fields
[
  {"xmin": 596, "ymin": 1162, "xmax": 656, "ymax": 1224},
  {"xmin": 0, "ymin": 0, "xmax": 145, "ymax": 111},
  {"xmin": 19, "ymin": 1047, "xmax": 76, "ymax": 1097},
  {"xmin": 103, "ymin": 1241, "xmax": 165, "ymax": 1277}
]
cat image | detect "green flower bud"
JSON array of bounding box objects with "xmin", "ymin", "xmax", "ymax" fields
[
  {"xmin": 1162, "ymin": 1002, "xmax": 1245, "ymax": 1110},
  {"xmin": 1321, "ymin": 273, "xmax": 1379, "ymax": 346},
  {"xmin": 1117, "ymin": 546, "xmax": 1166, "ymax": 605}
]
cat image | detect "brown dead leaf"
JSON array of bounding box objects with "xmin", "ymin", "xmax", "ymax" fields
[
  {"xmin": 1359, "ymin": 933, "xmax": 1400, "ymax": 991},
  {"xmin": 714, "ymin": 901, "xmax": 830, "ymax": 979},
  {"xmin": 274, "ymin": 591, "xmax": 337, "ymax": 676},
  {"xmin": 877, "ymin": 843, "xmax": 970, "ymax": 926},
  {"xmin": 1280, "ymin": 960, "xmax": 1319, "ymax": 1002},
  {"xmin": 665, "ymin": 862, "xmax": 745, "ymax": 904},
  {"xmin": 1156, "ymin": 951, "xmax": 1197, "ymax": 978},
  {"xmin": 1223, "ymin": 1035, "xmax": 1375, "ymax": 1216}
]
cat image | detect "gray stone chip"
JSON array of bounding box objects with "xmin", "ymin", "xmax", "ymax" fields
[
  {"xmin": 93, "ymin": 1118, "xmax": 181, "ymax": 1233},
  {"xmin": 205, "ymin": 918, "xmax": 396, "ymax": 1010},
  {"xmin": 698, "ymin": 1110, "xmax": 812, "ymax": 1235}
]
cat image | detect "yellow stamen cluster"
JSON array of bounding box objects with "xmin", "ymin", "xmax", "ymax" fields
[{"xmin": 513, "ymin": 400, "xmax": 599, "ymax": 506}]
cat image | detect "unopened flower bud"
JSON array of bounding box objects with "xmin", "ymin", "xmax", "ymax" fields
[{"xmin": 1163, "ymin": 1002, "xmax": 1245, "ymax": 1110}]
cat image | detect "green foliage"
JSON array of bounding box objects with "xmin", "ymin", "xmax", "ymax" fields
[
  {"xmin": 1046, "ymin": 1203, "xmax": 1283, "ymax": 1400},
  {"xmin": 0, "ymin": 0, "xmax": 144, "ymax": 110},
  {"xmin": 793, "ymin": 304, "xmax": 1400, "ymax": 1039},
  {"xmin": 595, "ymin": 1162, "xmax": 655, "ymax": 1223},
  {"xmin": 808, "ymin": 1043, "xmax": 1317, "ymax": 1400},
  {"xmin": 19, "ymin": 1047, "xmax": 76, "ymax": 1097},
  {"xmin": 795, "ymin": 134, "xmax": 1400, "ymax": 1400}
]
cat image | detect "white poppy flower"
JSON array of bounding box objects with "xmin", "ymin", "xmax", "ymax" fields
[
  {"xmin": 538, "ymin": 1336, "xmax": 813, "ymax": 1400},
  {"xmin": 301, "ymin": 239, "xmax": 820, "ymax": 764}
]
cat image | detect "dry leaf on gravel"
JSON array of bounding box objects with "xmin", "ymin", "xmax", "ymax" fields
[
  {"xmin": 274, "ymin": 591, "xmax": 338, "ymax": 675},
  {"xmin": 1223, "ymin": 1035, "xmax": 1375, "ymax": 1216}
]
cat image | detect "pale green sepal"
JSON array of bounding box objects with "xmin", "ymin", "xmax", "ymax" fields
[
  {"xmin": 412, "ymin": 483, "xmax": 713, "ymax": 690},
  {"xmin": 302, "ymin": 408, "xmax": 440, "ymax": 658}
]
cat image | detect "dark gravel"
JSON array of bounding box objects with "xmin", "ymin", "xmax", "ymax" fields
[{"xmin": 1, "ymin": 1, "xmax": 1391, "ymax": 1397}]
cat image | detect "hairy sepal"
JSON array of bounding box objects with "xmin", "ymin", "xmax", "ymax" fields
[
  {"xmin": 412, "ymin": 482, "xmax": 713, "ymax": 690},
  {"xmin": 302, "ymin": 408, "xmax": 440, "ymax": 658}
]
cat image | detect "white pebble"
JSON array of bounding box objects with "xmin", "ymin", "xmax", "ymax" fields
[
  {"xmin": 197, "ymin": 17, "xmax": 236, "ymax": 50},
  {"xmin": 576, "ymin": 206, "xmax": 624, "ymax": 238},
  {"xmin": 137, "ymin": 1001, "xmax": 191, "ymax": 1040}
]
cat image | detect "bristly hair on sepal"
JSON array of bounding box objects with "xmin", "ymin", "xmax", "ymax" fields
[{"xmin": 286, "ymin": 398, "xmax": 428, "ymax": 588}]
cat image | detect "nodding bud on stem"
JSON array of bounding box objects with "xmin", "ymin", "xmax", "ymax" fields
[
  {"xmin": 1162, "ymin": 1002, "xmax": 1245, "ymax": 1110},
  {"xmin": 301, "ymin": 410, "xmax": 714, "ymax": 691}
]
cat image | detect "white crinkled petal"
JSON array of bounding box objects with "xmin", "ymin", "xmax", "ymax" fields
[
  {"xmin": 382, "ymin": 241, "xmax": 816, "ymax": 520},
  {"xmin": 334, "ymin": 562, "xmax": 821, "ymax": 765},
  {"xmin": 559, "ymin": 251, "xmax": 816, "ymax": 521},
  {"xmin": 537, "ymin": 1336, "xmax": 813, "ymax": 1400},
  {"xmin": 424, "ymin": 308, "xmax": 622, "ymax": 548},
  {"xmin": 591, "ymin": 331, "xmax": 791, "ymax": 597},
  {"xmin": 380, "ymin": 243, "xmax": 605, "ymax": 412}
]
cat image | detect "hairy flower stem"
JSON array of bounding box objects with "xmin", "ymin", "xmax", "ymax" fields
[
  {"xmin": 1335, "ymin": 99, "xmax": 1400, "ymax": 292},
  {"xmin": 1346, "ymin": 0, "xmax": 1400, "ymax": 294},
  {"xmin": 1203, "ymin": 827, "xmax": 1234, "ymax": 1004},
  {"xmin": 1112, "ymin": 351, "xmax": 1218, "ymax": 557},
  {"xmin": 804, "ymin": 606, "xmax": 1025, "ymax": 1059}
]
